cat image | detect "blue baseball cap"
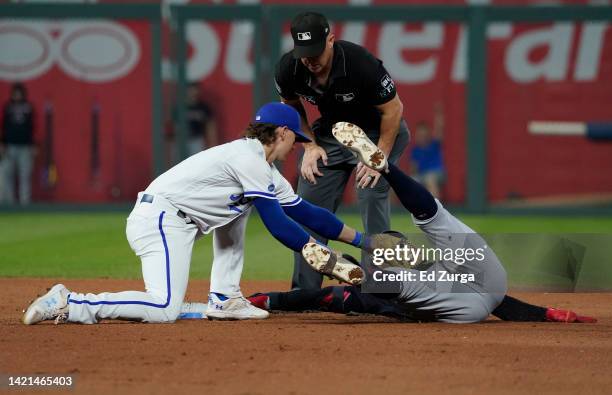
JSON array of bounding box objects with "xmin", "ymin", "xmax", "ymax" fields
[{"xmin": 254, "ymin": 102, "xmax": 311, "ymax": 143}]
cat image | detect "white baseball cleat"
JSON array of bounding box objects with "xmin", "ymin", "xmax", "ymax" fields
[
  {"xmin": 206, "ymin": 292, "xmax": 269, "ymax": 320},
  {"xmin": 332, "ymin": 122, "xmax": 387, "ymax": 171},
  {"xmin": 301, "ymin": 243, "xmax": 365, "ymax": 285},
  {"xmin": 22, "ymin": 284, "xmax": 70, "ymax": 325}
]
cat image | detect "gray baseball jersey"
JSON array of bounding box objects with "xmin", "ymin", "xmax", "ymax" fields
[{"xmin": 381, "ymin": 200, "xmax": 507, "ymax": 323}]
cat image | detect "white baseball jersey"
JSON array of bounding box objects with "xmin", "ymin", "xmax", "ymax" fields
[{"xmin": 145, "ymin": 138, "xmax": 302, "ymax": 233}]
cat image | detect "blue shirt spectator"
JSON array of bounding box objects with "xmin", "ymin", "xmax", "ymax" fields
[
  {"xmin": 411, "ymin": 139, "xmax": 443, "ymax": 174},
  {"xmin": 410, "ymin": 103, "xmax": 445, "ymax": 198}
]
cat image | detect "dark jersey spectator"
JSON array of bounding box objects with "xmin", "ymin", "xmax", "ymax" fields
[
  {"xmin": 184, "ymin": 82, "xmax": 217, "ymax": 156},
  {"xmin": 1, "ymin": 82, "xmax": 36, "ymax": 205}
]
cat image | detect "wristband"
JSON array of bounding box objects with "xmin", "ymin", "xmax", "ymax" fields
[{"xmin": 350, "ymin": 231, "xmax": 363, "ymax": 247}]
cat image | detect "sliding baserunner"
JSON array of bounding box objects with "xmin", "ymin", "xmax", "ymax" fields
[
  {"xmin": 177, "ymin": 118, "xmax": 596, "ymax": 323},
  {"xmin": 246, "ymin": 284, "xmax": 596, "ymax": 323},
  {"xmin": 293, "ymin": 122, "xmax": 597, "ymax": 323}
]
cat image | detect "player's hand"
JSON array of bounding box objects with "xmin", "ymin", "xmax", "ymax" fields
[
  {"xmin": 356, "ymin": 162, "xmax": 381, "ymax": 189},
  {"xmin": 301, "ymin": 144, "xmax": 328, "ymax": 184}
]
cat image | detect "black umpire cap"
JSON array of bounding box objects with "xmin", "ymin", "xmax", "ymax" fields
[{"xmin": 290, "ymin": 12, "xmax": 330, "ymax": 59}]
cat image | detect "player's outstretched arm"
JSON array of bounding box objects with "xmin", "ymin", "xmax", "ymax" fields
[
  {"xmin": 282, "ymin": 198, "xmax": 366, "ymax": 248},
  {"xmin": 254, "ymin": 197, "xmax": 366, "ymax": 285},
  {"xmin": 254, "ymin": 196, "xmax": 365, "ymax": 250},
  {"xmin": 252, "ymin": 197, "xmax": 316, "ymax": 252}
]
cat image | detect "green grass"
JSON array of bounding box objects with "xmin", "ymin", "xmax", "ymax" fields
[{"xmin": 1, "ymin": 212, "xmax": 611, "ymax": 289}]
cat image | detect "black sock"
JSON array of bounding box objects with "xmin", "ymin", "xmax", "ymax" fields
[
  {"xmin": 268, "ymin": 288, "xmax": 332, "ymax": 311},
  {"xmin": 382, "ymin": 163, "xmax": 438, "ymax": 221},
  {"xmin": 492, "ymin": 295, "xmax": 547, "ymax": 322}
]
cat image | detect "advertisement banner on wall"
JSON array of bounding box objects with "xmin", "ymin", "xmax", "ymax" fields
[{"xmin": 0, "ymin": 0, "xmax": 610, "ymax": 204}]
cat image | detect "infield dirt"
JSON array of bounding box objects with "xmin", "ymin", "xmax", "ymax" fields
[{"xmin": 2, "ymin": 278, "xmax": 611, "ymax": 395}]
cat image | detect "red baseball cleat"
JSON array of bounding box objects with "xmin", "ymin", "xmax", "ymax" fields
[
  {"xmin": 247, "ymin": 294, "xmax": 270, "ymax": 311},
  {"xmin": 546, "ymin": 308, "xmax": 597, "ymax": 323}
]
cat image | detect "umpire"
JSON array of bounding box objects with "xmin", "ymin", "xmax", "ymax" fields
[{"xmin": 275, "ymin": 12, "xmax": 410, "ymax": 290}]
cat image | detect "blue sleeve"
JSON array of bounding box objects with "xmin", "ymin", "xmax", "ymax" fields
[
  {"xmin": 282, "ymin": 199, "xmax": 344, "ymax": 240},
  {"xmin": 252, "ymin": 197, "xmax": 311, "ymax": 252}
]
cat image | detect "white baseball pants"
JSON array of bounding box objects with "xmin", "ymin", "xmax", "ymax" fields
[{"xmin": 66, "ymin": 193, "xmax": 249, "ymax": 324}]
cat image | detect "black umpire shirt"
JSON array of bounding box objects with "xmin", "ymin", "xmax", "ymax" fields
[{"xmin": 275, "ymin": 40, "xmax": 406, "ymax": 165}]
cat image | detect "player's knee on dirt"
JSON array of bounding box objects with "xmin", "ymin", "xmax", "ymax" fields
[
  {"xmin": 161, "ymin": 303, "xmax": 183, "ymax": 323},
  {"xmin": 450, "ymin": 305, "xmax": 490, "ymax": 324},
  {"xmin": 439, "ymin": 298, "xmax": 491, "ymax": 324},
  {"xmin": 142, "ymin": 292, "xmax": 183, "ymax": 323}
]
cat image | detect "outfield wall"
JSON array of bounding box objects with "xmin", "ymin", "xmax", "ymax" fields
[{"xmin": 0, "ymin": 0, "xmax": 610, "ymax": 207}]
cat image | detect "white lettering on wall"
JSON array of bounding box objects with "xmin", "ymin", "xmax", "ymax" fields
[
  {"xmin": 506, "ymin": 23, "xmax": 574, "ymax": 83},
  {"xmin": 451, "ymin": 23, "xmax": 513, "ymax": 82},
  {"xmin": 186, "ymin": 21, "xmax": 220, "ymax": 82},
  {"xmin": 0, "ymin": 20, "xmax": 139, "ymax": 82},
  {"xmin": 575, "ymin": 22, "xmax": 607, "ymax": 81},
  {"xmin": 379, "ymin": 23, "xmax": 444, "ymax": 83},
  {"xmin": 0, "ymin": 16, "xmax": 608, "ymax": 86},
  {"xmin": 226, "ymin": 21, "xmax": 254, "ymax": 83},
  {"xmin": 340, "ymin": 0, "xmax": 372, "ymax": 45}
]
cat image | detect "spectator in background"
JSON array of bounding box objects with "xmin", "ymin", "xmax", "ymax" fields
[
  {"xmin": 410, "ymin": 102, "xmax": 445, "ymax": 199},
  {"xmin": 1, "ymin": 82, "xmax": 36, "ymax": 205},
  {"xmin": 183, "ymin": 82, "xmax": 217, "ymax": 156}
]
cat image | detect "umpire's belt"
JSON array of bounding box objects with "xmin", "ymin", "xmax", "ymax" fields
[{"xmin": 140, "ymin": 193, "xmax": 193, "ymax": 224}]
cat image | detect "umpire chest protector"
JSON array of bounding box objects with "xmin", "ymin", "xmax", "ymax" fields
[{"xmin": 275, "ymin": 40, "xmax": 397, "ymax": 134}]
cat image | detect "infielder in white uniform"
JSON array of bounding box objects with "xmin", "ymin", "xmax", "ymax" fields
[{"xmin": 22, "ymin": 103, "xmax": 367, "ymax": 325}]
